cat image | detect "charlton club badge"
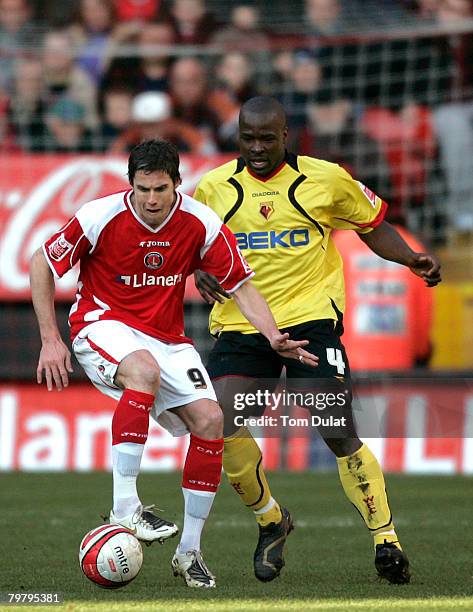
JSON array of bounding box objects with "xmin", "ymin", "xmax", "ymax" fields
[
  {"xmin": 144, "ymin": 251, "xmax": 164, "ymax": 269},
  {"xmin": 259, "ymin": 202, "xmax": 274, "ymax": 220}
]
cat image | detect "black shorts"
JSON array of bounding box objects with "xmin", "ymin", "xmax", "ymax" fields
[
  {"xmin": 207, "ymin": 320, "xmax": 354, "ymax": 436},
  {"xmin": 206, "ymin": 319, "xmax": 351, "ymax": 386}
]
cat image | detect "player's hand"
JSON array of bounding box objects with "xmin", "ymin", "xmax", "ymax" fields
[
  {"xmin": 37, "ymin": 338, "xmax": 73, "ymax": 391},
  {"xmin": 194, "ymin": 270, "xmax": 230, "ymax": 304},
  {"xmin": 408, "ymin": 253, "xmax": 441, "ymax": 287},
  {"xmin": 269, "ymin": 333, "xmax": 319, "ymax": 367}
]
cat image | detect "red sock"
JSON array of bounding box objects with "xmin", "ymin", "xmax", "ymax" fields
[
  {"xmin": 182, "ymin": 434, "xmax": 224, "ymax": 492},
  {"xmin": 112, "ymin": 389, "xmax": 154, "ymax": 446}
]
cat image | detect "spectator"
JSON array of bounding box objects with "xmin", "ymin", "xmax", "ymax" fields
[
  {"xmin": 303, "ymin": 0, "xmax": 361, "ymax": 101},
  {"xmin": 271, "ymin": 50, "xmax": 296, "ymax": 88},
  {"xmin": 168, "ymin": 0, "xmax": 218, "ymax": 45},
  {"xmin": 44, "ymin": 98, "xmax": 95, "ymax": 152},
  {"xmin": 109, "ymin": 90, "xmax": 215, "ymax": 153},
  {"xmin": 42, "ymin": 30, "xmax": 98, "ymax": 129},
  {"xmin": 134, "ymin": 20, "xmax": 175, "ymax": 91},
  {"xmin": 409, "ymin": 0, "xmax": 440, "ymax": 21},
  {"xmin": 96, "ymin": 87, "xmax": 133, "ymax": 150},
  {"xmin": 32, "ymin": 0, "xmax": 76, "ymax": 27},
  {"xmin": 7, "ymin": 56, "xmax": 47, "ymax": 151},
  {"xmin": 114, "ymin": 0, "xmax": 160, "ymax": 21},
  {"xmin": 210, "ymin": 4, "xmax": 270, "ymax": 51},
  {"xmin": 211, "ymin": 6, "xmax": 272, "ymax": 89},
  {"xmin": 100, "ymin": 20, "xmax": 175, "ymax": 98},
  {"xmin": 305, "ymin": 0, "xmax": 408, "ymax": 34},
  {"xmin": 431, "ymin": 0, "xmax": 473, "ymax": 234},
  {"xmin": 277, "ymin": 50, "xmax": 323, "ymax": 134},
  {"xmin": 215, "ymin": 51, "xmax": 259, "ymax": 104},
  {"xmin": 304, "ymin": 0, "xmax": 349, "ymax": 35},
  {"xmin": 0, "ymin": 0, "xmax": 43, "ymax": 93},
  {"xmin": 68, "ymin": 0, "xmax": 118, "ymax": 84},
  {"xmin": 301, "ymin": 92, "xmax": 393, "ymax": 202},
  {"xmin": 169, "ymin": 56, "xmax": 238, "ymax": 150}
]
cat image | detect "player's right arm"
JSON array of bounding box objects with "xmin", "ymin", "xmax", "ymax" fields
[{"xmin": 30, "ymin": 248, "xmax": 73, "ymax": 392}]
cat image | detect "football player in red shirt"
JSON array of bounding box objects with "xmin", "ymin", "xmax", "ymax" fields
[{"xmin": 30, "ymin": 139, "xmax": 317, "ymax": 588}]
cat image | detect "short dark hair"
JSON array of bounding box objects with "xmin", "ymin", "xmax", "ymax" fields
[
  {"xmin": 128, "ymin": 139, "xmax": 181, "ymax": 185},
  {"xmin": 240, "ymin": 96, "xmax": 287, "ymax": 124}
]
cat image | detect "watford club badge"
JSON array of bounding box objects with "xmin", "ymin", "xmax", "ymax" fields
[{"xmin": 259, "ymin": 202, "xmax": 274, "ymax": 220}]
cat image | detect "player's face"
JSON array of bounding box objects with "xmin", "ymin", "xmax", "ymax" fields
[
  {"xmin": 239, "ymin": 111, "xmax": 287, "ymax": 177},
  {"xmin": 131, "ymin": 170, "xmax": 179, "ymax": 229}
]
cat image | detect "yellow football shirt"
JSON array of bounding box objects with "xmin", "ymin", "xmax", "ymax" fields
[{"xmin": 193, "ymin": 153, "xmax": 387, "ymax": 335}]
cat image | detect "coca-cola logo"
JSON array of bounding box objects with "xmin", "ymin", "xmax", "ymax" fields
[
  {"xmin": 0, "ymin": 157, "xmax": 128, "ymax": 296},
  {"xmin": 0, "ymin": 154, "xmax": 230, "ymax": 299}
]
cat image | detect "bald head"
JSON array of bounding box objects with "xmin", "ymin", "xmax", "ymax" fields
[{"xmin": 239, "ymin": 96, "xmax": 287, "ymax": 128}]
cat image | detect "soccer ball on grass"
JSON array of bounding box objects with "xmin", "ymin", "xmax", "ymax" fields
[{"xmin": 79, "ymin": 524, "xmax": 143, "ymax": 588}]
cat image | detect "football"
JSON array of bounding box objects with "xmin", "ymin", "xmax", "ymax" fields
[{"xmin": 79, "ymin": 524, "xmax": 143, "ymax": 589}]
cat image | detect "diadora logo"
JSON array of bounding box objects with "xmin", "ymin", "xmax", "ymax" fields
[
  {"xmin": 252, "ymin": 191, "xmax": 280, "ymax": 197},
  {"xmin": 144, "ymin": 251, "xmax": 164, "ymax": 269},
  {"xmin": 235, "ymin": 229, "xmax": 309, "ymax": 250}
]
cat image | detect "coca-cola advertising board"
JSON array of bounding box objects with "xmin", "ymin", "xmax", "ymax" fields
[
  {"xmin": 0, "ymin": 154, "xmax": 230, "ymax": 301},
  {"xmin": 1, "ymin": 383, "xmax": 472, "ymax": 473}
]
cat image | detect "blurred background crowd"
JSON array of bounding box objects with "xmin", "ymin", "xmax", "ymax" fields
[{"xmin": 1, "ymin": 0, "xmax": 473, "ymax": 242}]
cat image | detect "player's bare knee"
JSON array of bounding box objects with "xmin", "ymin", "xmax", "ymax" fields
[
  {"xmin": 115, "ymin": 350, "xmax": 160, "ymax": 394},
  {"xmin": 195, "ymin": 402, "xmax": 224, "ymax": 439},
  {"xmin": 137, "ymin": 365, "xmax": 160, "ymax": 393}
]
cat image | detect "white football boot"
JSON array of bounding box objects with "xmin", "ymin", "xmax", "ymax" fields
[
  {"xmin": 109, "ymin": 504, "xmax": 178, "ymax": 544},
  {"xmin": 171, "ymin": 549, "xmax": 216, "ymax": 588}
]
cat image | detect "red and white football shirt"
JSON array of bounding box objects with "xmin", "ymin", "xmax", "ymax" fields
[{"xmin": 43, "ymin": 190, "xmax": 254, "ymax": 344}]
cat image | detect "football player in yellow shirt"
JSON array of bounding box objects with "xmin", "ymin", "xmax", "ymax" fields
[{"xmin": 194, "ymin": 97, "xmax": 441, "ymax": 585}]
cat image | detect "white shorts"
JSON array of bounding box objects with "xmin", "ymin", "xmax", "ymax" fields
[{"xmin": 72, "ymin": 320, "xmax": 217, "ymax": 437}]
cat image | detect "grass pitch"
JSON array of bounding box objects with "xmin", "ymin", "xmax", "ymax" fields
[{"xmin": 1, "ymin": 472, "xmax": 472, "ymax": 611}]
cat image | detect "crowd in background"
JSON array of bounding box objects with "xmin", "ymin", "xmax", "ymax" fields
[{"xmin": 1, "ymin": 0, "xmax": 473, "ymax": 241}]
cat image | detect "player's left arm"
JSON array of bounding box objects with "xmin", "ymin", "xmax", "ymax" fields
[
  {"xmin": 359, "ymin": 221, "xmax": 442, "ymax": 287},
  {"xmin": 232, "ymin": 280, "xmax": 318, "ymax": 366}
]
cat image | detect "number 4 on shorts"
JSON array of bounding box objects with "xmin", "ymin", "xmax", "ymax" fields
[{"xmin": 326, "ymin": 348, "xmax": 345, "ymax": 375}]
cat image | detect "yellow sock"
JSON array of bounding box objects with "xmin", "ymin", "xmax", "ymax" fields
[
  {"xmin": 223, "ymin": 428, "xmax": 282, "ymax": 527},
  {"xmin": 336, "ymin": 443, "xmax": 402, "ymax": 550}
]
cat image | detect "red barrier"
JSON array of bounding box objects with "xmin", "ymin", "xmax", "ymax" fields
[{"xmin": 1, "ymin": 383, "xmax": 472, "ymax": 473}]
